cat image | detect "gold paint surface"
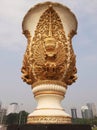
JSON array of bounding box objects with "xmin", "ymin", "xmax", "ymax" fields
[
  {"xmin": 27, "ymin": 115, "xmax": 71, "ymax": 124},
  {"xmin": 34, "ymin": 90, "xmax": 64, "ymax": 97},
  {"xmin": 21, "ymin": 5, "xmax": 77, "ymax": 87}
]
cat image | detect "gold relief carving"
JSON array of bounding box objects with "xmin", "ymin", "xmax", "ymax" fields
[
  {"xmin": 34, "ymin": 90, "xmax": 64, "ymax": 97},
  {"xmin": 63, "ymin": 39, "xmax": 77, "ymax": 85},
  {"xmin": 32, "ymin": 80, "xmax": 67, "ymax": 88},
  {"xmin": 27, "ymin": 116, "xmax": 71, "ymax": 124},
  {"xmin": 21, "ymin": 44, "xmax": 32, "ymax": 85},
  {"xmin": 21, "ymin": 6, "xmax": 77, "ymax": 87}
]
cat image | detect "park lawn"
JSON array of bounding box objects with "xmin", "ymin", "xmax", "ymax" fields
[{"xmin": 92, "ymin": 128, "xmax": 97, "ymax": 130}]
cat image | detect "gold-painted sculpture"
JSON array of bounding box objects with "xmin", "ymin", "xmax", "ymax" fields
[
  {"xmin": 21, "ymin": 5, "xmax": 77, "ymax": 87},
  {"xmin": 21, "ymin": 2, "xmax": 78, "ymax": 124}
]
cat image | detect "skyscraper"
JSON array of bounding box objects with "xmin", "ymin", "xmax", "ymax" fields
[
  {"xmin": 0, "ymin": 101, "xmax": 2, "ymax": 110},
  {"xmin": 81, "ymin": 103, "xmax": 97, "ymax": 119},
  {"xmin": 0, "ymin": 108, "xmax": 6, "ymax": 124},
  {"xmin": 0, "ymin": 102, "xmax": 7, "ymax": 124},
  {"xmin": 81, "ymin": 105, "xmax": 89, "ymax": 119},
  {"xmin": 87, "ymin": 103, "xmax": 96, "ymax": 118},
  {"xmin": 6, "ymin": 102, "xmax": 19, "ymax": 115},
  {"xmin": 71, "ymin": 108, "xmax": 77, "ymax": 119}
]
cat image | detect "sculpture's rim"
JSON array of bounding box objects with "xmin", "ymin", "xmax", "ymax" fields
[
  {"xmin": 22, "ymin": 1, "xmax": 78, "ymax": 35},
  {"xmin": 32, "ymin": 80, "xmax": 67, "ymax": 88}
]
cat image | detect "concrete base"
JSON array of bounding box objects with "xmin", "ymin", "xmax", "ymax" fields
[
  {"xmin": 7, "ymin": 124, "xmax": 92, "ymax": 130},
  {"xmin": 27, "ymin": 84, "xmax": 71, "ymax": 124}
]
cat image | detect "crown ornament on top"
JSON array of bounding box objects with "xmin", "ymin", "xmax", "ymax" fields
[{"xmin": 21, "ymin": 3, "xmax": 77, "ymax": 88}]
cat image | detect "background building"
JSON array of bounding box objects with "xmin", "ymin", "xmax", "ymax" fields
[
  {"xmin": 87, "ymin": 103, "xmax": 96, "ymax": 118},
  {"xmin": 0, "ymin": 101, "xmax": 1, "ymax": 110},
  {"xmin": 6, "ymin": 102, "xmax": 19, "ymax": 115},
  {"xmin": 0, "ymin": 102, "xmax": 7, "ymax": 124},
  {"xmin": 71, "ymin": 108, "xmax": 77, "ymax": 119},
  {"xmin": 81, "ymin": 103, "xmax": 97, "ymax": 119},
  {"xmin": 0, "ymin": 108, "xmax": 6, "ymax": 124},
  {"xmin": 81, "ymin": 106, "xmax": 92, "ymax": 119}
]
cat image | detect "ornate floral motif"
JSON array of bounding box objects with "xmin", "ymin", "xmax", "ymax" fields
[
  {"xmin": 21, "ymin": 6, "xmax": 77, "ymax": 87},
  {"xmin": 27, "ymin": 116, "xmax": 71, "ymax": 124}
]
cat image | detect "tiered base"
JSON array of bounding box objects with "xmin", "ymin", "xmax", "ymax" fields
[
  {"xmin": 27, "ymin": 84, "xmax": 71, "ymax": 124},
  {"xmin": 7, "ymin": 124, "xmax": 92, "ymax": 130}
]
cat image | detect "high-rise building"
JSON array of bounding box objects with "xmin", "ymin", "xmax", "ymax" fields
[
  {"xmin": 71, "ymin": 108, "xmax": 77, "ymax": 119},
  {"xmin": 6, "ymin": 102, "xmax": 19, "ymax": 115},
  {"xmin": 0, "ymin": 108, "xmax": 7, "ymax": 124},
  {"xmin": 81, "ymin": 105, "xmax": 89, "ymax": 119},
  {"xmin": 81, "ymin": 103, "xmax": 97, "ymax": 119},
  {"xmin": 0, "ymin": 101, "xmax": 2, "ymax": 110},
  {"xmin": 87, "ymin": 103, "xmax": 96, "ymax": 118}
]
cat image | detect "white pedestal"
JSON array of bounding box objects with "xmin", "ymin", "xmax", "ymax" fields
[{"xmin": 27, "ymin": 84, "xmax": 71, "ymax": 124}]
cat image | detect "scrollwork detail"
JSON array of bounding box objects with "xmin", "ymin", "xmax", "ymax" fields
[{"xmin": 21, "ymin": 6, "xmax": 77, "ymax": 87}]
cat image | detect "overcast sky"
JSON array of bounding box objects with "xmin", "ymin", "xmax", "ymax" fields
[{"xmin": 0, "ymin": 0, "xmax": 97, "ymax": 117}]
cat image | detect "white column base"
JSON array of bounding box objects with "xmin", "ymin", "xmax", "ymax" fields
[{"xmin": 27, "ymin": 84, "xmax": 71, "ymax": 124}]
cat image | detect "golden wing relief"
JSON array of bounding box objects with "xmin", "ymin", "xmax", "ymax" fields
[
  {"xmin": 21, "ymin": 53, "xmax": 32, "ymax": 85},
  {"xmin": 32, "ymin": 42, "xmax": 47, "ymax": 80},
  {"xmin": 63, "ymin": 53, "xmax": 77, "ymax": 85},
  {"xmin": 21, "ymin": 43, "xmax": 37, "ymax": 85}
]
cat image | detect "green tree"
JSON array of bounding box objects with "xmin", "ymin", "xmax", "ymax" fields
[
  {"xmin": 72, "ymin": 117, "xmax": 97, "ymax": 127},
  {"xmin": 18, "ymin": 111, "xmax": 29, "ymax": 125},
  {"xmin": 6, "ymin": 113, "xmax": 18, "ymax": 125},
  {"xmin": 5, "ymin": 111, "xmax": 29, "ymax": 125}
]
